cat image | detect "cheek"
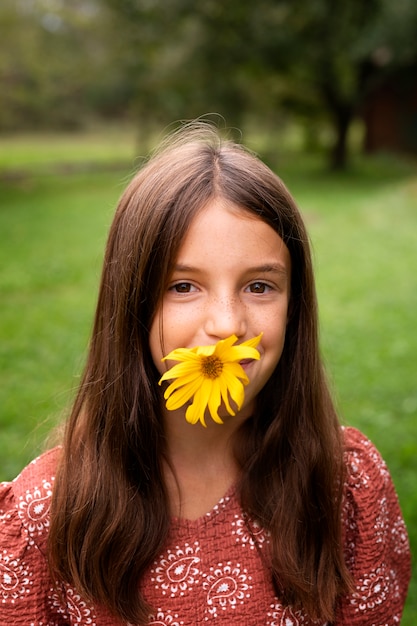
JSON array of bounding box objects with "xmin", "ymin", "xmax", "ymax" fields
[
  {"xmin": 262, "ymin": 313, "xmax": 288, "ymax": 365},
  {"xmin": 149, "ymin": 305, "xmax": 195, "ymax": 374}
]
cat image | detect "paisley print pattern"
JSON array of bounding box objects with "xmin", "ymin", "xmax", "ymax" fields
[
  {"xmin": 0, "ymin": 429, "xmax": 411, "ymax": 624},
  {"xmin": 151, "ymin": 542, "xmax": 201, "ymax": 597},
  {"xmin": 0, "ymin": 548, "xmax": 33, "ymax": 604}
]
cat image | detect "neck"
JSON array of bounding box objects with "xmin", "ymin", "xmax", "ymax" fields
[
  {"xmin": 163, "ymin": 404, "xmax": 248, "ymax": 463},
  {"xmin": 162, "ymin": 407, "xmax": 246, "ymax": 519}
]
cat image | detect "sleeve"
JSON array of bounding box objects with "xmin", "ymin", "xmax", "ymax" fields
[
  {"xmin": 0, "ymin": 475, "xmax": 68, "ymax": 625},
  {"xmin": 334, "ymin": 427, "xmax": 411, "ymax": 625}
]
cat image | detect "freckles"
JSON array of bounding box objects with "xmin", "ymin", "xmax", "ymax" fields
[
  {"xmin": 262, "ymin": 312, "xmax": 288, "ymax": 345},
  {"xmin": 163, "ymin": 303, "xmax": 206, "ymax": 337},
  {"xmin": 262, "ymin": 308, "xmax": 285, "ymax": 327}
]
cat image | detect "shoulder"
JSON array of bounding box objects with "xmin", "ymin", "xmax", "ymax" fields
[
  {"xmin": 11, "ymin": 446, "xmax": 61, "ymax": 492},
  {"xmin": 341, "ymin": 424, "xmax": 407, "ymax": 526},
  {"xmin": 0, "ymin": 448, "xmax": 62, "ymax": 615},
  {"xmin": 338, "ymin": 427, "xmax": 411, "ymax": 621},
  {"xmin": 342, "ymin": 426, "xmax": 390, "ymax": 487},
  {"xmin": 339, "ymin": 427, "xmax": 410, "ymax": 617},
  {"xmin": 341, "ymin": 425, "xmax": 405, "ymax": 524},
  {"xmin": 0, "ymin": 447, "xmax": 61, "ymax": 550}
]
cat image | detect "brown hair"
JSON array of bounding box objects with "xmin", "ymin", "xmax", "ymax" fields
[{"xmin": 49, "ymin": 122, "xmax": 351, "ymax": 623}]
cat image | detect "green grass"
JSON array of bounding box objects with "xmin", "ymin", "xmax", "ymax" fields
[
  {"xmin": 0, "ymin": 172, "xmax": 127, "ymax": 476},
  {"xmin": 0, "ymin": 130, "xmax": 416, "ymax": 622},
  {"xmin": 274, "ymin": 151, "xmax": 417, "ymax": 623},
  {"xmin": 0, "ymin": 124, "xmax": 139, "ymax": 171}
]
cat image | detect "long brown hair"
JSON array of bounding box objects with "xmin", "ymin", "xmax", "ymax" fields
[{"xmin": 49, "ymin": 122, "xmax": 351, "ymax": 623}]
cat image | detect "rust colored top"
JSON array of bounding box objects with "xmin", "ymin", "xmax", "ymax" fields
[{"xmin": 0, "ymin": 427, "xmax": 411, "ymax": 625}]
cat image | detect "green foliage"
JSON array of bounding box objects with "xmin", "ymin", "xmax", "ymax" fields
[
  {"xmin": 0, "ymin": 0, "xmax": 121, "ymax": 129},
  {"xmin": 0, "ymin": 130, "xmax": 416, "ymax": 621},
  {"xmin": 1, "ymin": 0, "xmax": 417, "ymax": 168},
  {"xmin": 101, "ymin": 0, "xmax": 417, "ymax": 167}
]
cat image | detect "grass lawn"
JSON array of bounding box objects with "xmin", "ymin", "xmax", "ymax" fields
[{"xmin": 0, "ymin": 128, "xmax": 416, "ymax": 622}]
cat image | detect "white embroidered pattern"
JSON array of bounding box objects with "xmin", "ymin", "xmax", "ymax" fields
[
  {"xmin": 349, "ymin": 566, "xmax": 395, "ymax": 612},
  {"xmin": 148, "ymin": 609, "xmax": 184, "ymax": 625},
  {"xmin": 348, "ymin": 451, "xmax": 372, "ymax": 490},
  {"xmin": 391, "ymin": 515, "xmax": 410, "ymax": 555},
  {"xmin": 18, "ymin": 479, "xmax": 53, "ymax": 536},
  {"xmin": 50, "ymin": 584, "xmax": 97, "ymax": 624},
  {"xmin": 267, "ymin": 603, "xmax": 327, "ymax": 626},
  {"xmin": 0, "ymin": 432, "xmax": 409, "ymax": 624},
  {"xmin": 231, "ymin": 513, "xmax": 269, "ymax": 550},
  {"xmin": 0, "ymin": 548, "xmax": 33, "ymax": 604},
  {"xmin": 151, "ymin": 542, "xmax": 201, "ymax": 597},
  {"xmin": 208, "ymin": 493, "xmax": 232, "ymax": 518},
  {"xmin": 202, "ymin": 561, "xmax": 252, "ymax": 617}
]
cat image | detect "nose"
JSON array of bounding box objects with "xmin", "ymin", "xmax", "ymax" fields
[{"xmin": 204, "ymin": 295, "xmax": 247, "ymax": 340}]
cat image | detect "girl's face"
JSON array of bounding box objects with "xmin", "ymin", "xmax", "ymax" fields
[{"xmin": 150, "ymin": 199, "xmax": 291, "ymax": 422}]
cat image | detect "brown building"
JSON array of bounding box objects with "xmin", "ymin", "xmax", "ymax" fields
[{"xmin": 362, "ymin": 65, "xmax": 417, "ymax": 155}]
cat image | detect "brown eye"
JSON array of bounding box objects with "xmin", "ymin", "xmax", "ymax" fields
[
  {"xmin": 171, "ymin": 282, "xmax": 194, "ymax": 293},
  {"xmin": 248, "ymin": 282, "xmax": 268, "ymax": 293}
]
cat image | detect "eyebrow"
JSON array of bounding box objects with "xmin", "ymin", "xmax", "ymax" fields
[
  {"xmin": 173, "ymin": 263, "xmax": 288, "ymax": 275},
  {"xmin": 247, "ymin": 263, "xmax": 288, "ymax": 275}
]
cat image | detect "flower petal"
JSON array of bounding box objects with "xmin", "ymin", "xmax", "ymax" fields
[
  {"xmin": 207, "ymin": 378, "xmax": 224, "ymax": 424},
  {"xmin": 161, "ymin": 371, "xmax": 201, "ymax": 395},
  {"xmin": 223, "ymin": 361, "xmax": 249, "ymax": 384},
  {"xmin": 224, "ymin": 345, "xmax": 261, "ymax": 362},
  {"xmin": 164, "ymin": 376, "xmax": 203, "ymax": 410},
  {"xmin": 213, "ymin": 334, "xmax": 239, "ymax": 354},
  {"xmin": 220, "ymin": 369, "xmax": 246, "ymax": 411},
  {"xmin": 185, "ymin": 386, "xmax": 209, "ymax": 427},
  {"xmin": 158, "ymin": 333, "xmax": 263, "ymax": 426},
  {"xmin": 219, "ymin": 380, "xmax": 235, "ymax": 417},
  {"xmin": 159, "ymin": 361, "xmax": 201, "ymax": 384},
  {"xmin": 241, "ymin": 332, "xmax": 263, "ymax": 349},
  {"xmin": 195, "ymin": 343, "xmax": 217, "ymax": 357},
  {"xmin": 161, "ymin": 347, "xmax": 201, "ymax": 363},
  {"xmin": 215, "ymin": 333, "xmax": 262, "ymax": 362}
]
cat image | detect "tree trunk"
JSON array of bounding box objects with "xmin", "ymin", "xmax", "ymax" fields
[
  {"xmin": 329, "ymin": 105, "xmax": 354, "ymax": 170},
  {"xmin": 319, "ymin": 77, "xmax": 356, "ymax": 170}
]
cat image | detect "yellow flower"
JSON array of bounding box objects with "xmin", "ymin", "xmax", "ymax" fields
[{"xmin": 158, "ymin": 333, "xmax": 262, "ymax": 427}]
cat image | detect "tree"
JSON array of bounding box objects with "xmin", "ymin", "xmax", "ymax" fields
[
  {"xmin": 3, "ymin": 0, "xmax": 416, "ymax": 168},
  {"xmin": 0, "ymin": 0, "xmax": 118, "ymax": 130},
  {"xmin": 251, "ymin": 0, "xmax": 417, "ymax": 168},
  {"xmin": 101, "ymin": 0, "xmax": 261, "ymax": 129},
  {"xmin": 102, "ymin": 0, "xmax": 417, "ymax": 169}
]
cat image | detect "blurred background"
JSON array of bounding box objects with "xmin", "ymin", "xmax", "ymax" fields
[
  {"xmin": 1, "ymin": 0, "xmax": 417, "ymax": 166},
  {"xmin": 1, "ymin": 0, "xmax": 416, "ymax": 621}
]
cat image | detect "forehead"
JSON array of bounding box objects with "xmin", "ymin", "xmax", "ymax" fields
[{"xmin": 175, "ymin": 199, "xmax": 291, "ymax": 272}]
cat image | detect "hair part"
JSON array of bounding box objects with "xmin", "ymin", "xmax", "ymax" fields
[{"xmin": 49, "ymin": 121, "xmax": 351, "ymax": 623}]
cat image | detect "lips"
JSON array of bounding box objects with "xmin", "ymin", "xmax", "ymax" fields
[{"xmin": 239, "ymin": 358, "xmax": 255, "ymax": 371}]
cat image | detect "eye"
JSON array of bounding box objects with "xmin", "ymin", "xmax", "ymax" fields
[
  {"xmin": 170, "ymin": 282, "xmax": 197, "ymax": 293},
  {"xmin": 246, "ymin": 282, "xmax": 271, "ymax": 294}
]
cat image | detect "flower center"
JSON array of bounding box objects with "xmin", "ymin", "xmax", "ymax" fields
[{"xmin": 201, "ymin": 355, "xmax": 223, "ymax": 379}]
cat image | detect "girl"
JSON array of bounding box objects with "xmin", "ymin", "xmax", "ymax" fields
[{"xmin": 0, "ymin": 123, "xmax": 411, "ymax": 625}]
